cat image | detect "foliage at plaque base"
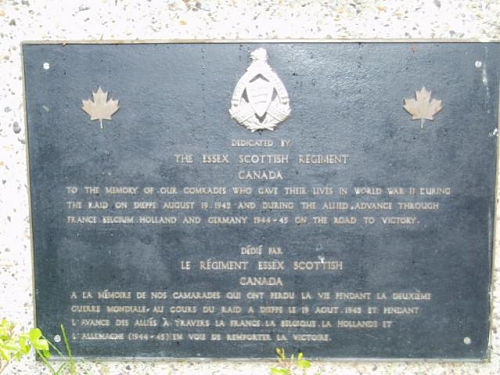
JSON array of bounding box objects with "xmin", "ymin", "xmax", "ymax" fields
[
  {"xmin": 0, "ymin": 319, "xmax": 83, "ymax": 375},
  {"xmin": 0, "ymin": 318, "xmax": 50, "ymax": 374},
  {"xmin": 270, "ymin": 348, "xmax": 317, "ymax": 375}
]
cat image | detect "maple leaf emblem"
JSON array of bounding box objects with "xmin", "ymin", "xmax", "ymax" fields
[
  {"xmin": 403, "ymin": 87, "xmax": 443, "ymax": 128},
  {"xmin": 82, "ymin": 87, "xmax": 120, "ymax": 129}
]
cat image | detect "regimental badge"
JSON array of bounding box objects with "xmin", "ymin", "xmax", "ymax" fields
[{"xmin": 230, "ymin": 48, "xmax": 291, "ymax": 132}]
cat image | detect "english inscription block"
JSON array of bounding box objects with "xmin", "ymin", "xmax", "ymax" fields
[{"xmin": 24, "ymin": 42, "xmax": 499, "ymax": 360}]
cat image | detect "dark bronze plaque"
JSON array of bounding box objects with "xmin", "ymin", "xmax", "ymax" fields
[{"xmin": 24, "ymin": 42, "xmax": 498, "ymax": 360}]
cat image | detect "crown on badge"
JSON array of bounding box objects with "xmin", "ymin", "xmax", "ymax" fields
[
  {"xmin": 229, "ymin": 48, "xmax": 291, "ymax": 132},
  {"xmin": 251, "ymin": 48, "xmax": 268, "ymax": 62}
]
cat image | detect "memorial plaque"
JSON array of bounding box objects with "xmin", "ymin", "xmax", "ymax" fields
[{"xmin": 24, "ymin": 42, "xmax": 498, "ymax": 360}]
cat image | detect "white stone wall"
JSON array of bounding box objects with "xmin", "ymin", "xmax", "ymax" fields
[{"xmin": 0, "ymin": 0, "xmax": 498, "ymax": 374}]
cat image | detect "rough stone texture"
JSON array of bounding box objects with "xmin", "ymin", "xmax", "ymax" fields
[{"xmin": 0, "ymin": 0, "xmax": 498, "ymax": 374}]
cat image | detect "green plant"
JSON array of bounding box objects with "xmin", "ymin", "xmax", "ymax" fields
[
  {"xmin": 46, "ymin": 324, "xmax": 98, "ymax": 375},
  {"xmin": 0, "ymin": 320, "xmax": 87, "ymax": 375},
  {"xmin": 42, "ymin": 325, "xmax": 80, "ymax": 375},
  {"xmin": 270, "ymin": 347, "xmax": 312, "ymax": 375},
  {"xmin": 0, "ymin": 318, "xmax": 50, "ymax": 374}
]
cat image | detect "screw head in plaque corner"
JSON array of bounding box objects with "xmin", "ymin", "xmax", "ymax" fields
[
  {"xmin": 229, "ymin": 48, "xmax": 291, "ymax": 132},
  {"xmin": 82, "ymin": 87, "xmax": 120, "ymax": 130}
]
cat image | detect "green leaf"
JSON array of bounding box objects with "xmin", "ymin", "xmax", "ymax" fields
[
  {"xmin": 298, "ymin": 359, "xmax": 311, "ymax": 369},
  {"xmin": 276, "ymin": 347, "xmax": 286, "ymax": 360},
  {"xmin": 33, "ymin": 338, "xmax": 49, "ymax": 351},
  {"xmin": 270, "ymin": 368, "xmax": 291, "ymax": 375},
  {"xmin": 0, "ymin": 347, "xmax": 12, "ymax": 361},
  {"xmin": 2, "ymin": 342, "xmax": 19, "ymax": 352},
  {"xmin": 42, "ymin": 349, "xmax": 51, "ymax": 359},
  {"xmin": 60, "ymin": 324, "xmax": 73, "ymax": 359},
  {"xmin": 29, "ymin": 328, "xmax": 42, "ymax": 342},
  {"xmin": 14, "ymin": 351, "xmax": 24, "ymax": 360},
  {"xmin": 0, "ymin": 329, "xmax": 9, "ymax": 339},
  {"xmin": 19, "ymin": 335, "xmax": 31, "ymax": 354},
  {"xmin": 28, "ymin": 328, "xmax": 49, "ymax": 352},
  {"xmin": 0, "ymin": 321, "xmax": 14, "ymax": 340}
]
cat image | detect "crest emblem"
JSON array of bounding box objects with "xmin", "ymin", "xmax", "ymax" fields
[{"xmin": 230, "ymin": 48, "xmax": 291, "ymax": 132}]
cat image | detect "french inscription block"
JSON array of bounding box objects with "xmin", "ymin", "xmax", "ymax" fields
[{"xmin": 23, "ymin": 43, "xmax": 499, "ymax": 360}]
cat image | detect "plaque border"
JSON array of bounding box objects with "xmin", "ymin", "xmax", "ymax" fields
[{"xmin": 21, "ymin": 40, "xmax": 499, "ymax": 363}]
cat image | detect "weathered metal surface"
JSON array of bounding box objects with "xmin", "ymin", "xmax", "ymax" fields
[{"xmin": 24, "ymin": 42, "xmax": 498, "ymax": 359}]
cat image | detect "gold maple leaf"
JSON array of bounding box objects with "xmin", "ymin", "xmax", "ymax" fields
[
  {"xmin": 403, "ymin": 87, "xmax": 443, "ymax": 128},
  {"xmin": 82, "ymin": 87, "xmax": 120, "ymax": 129}
]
